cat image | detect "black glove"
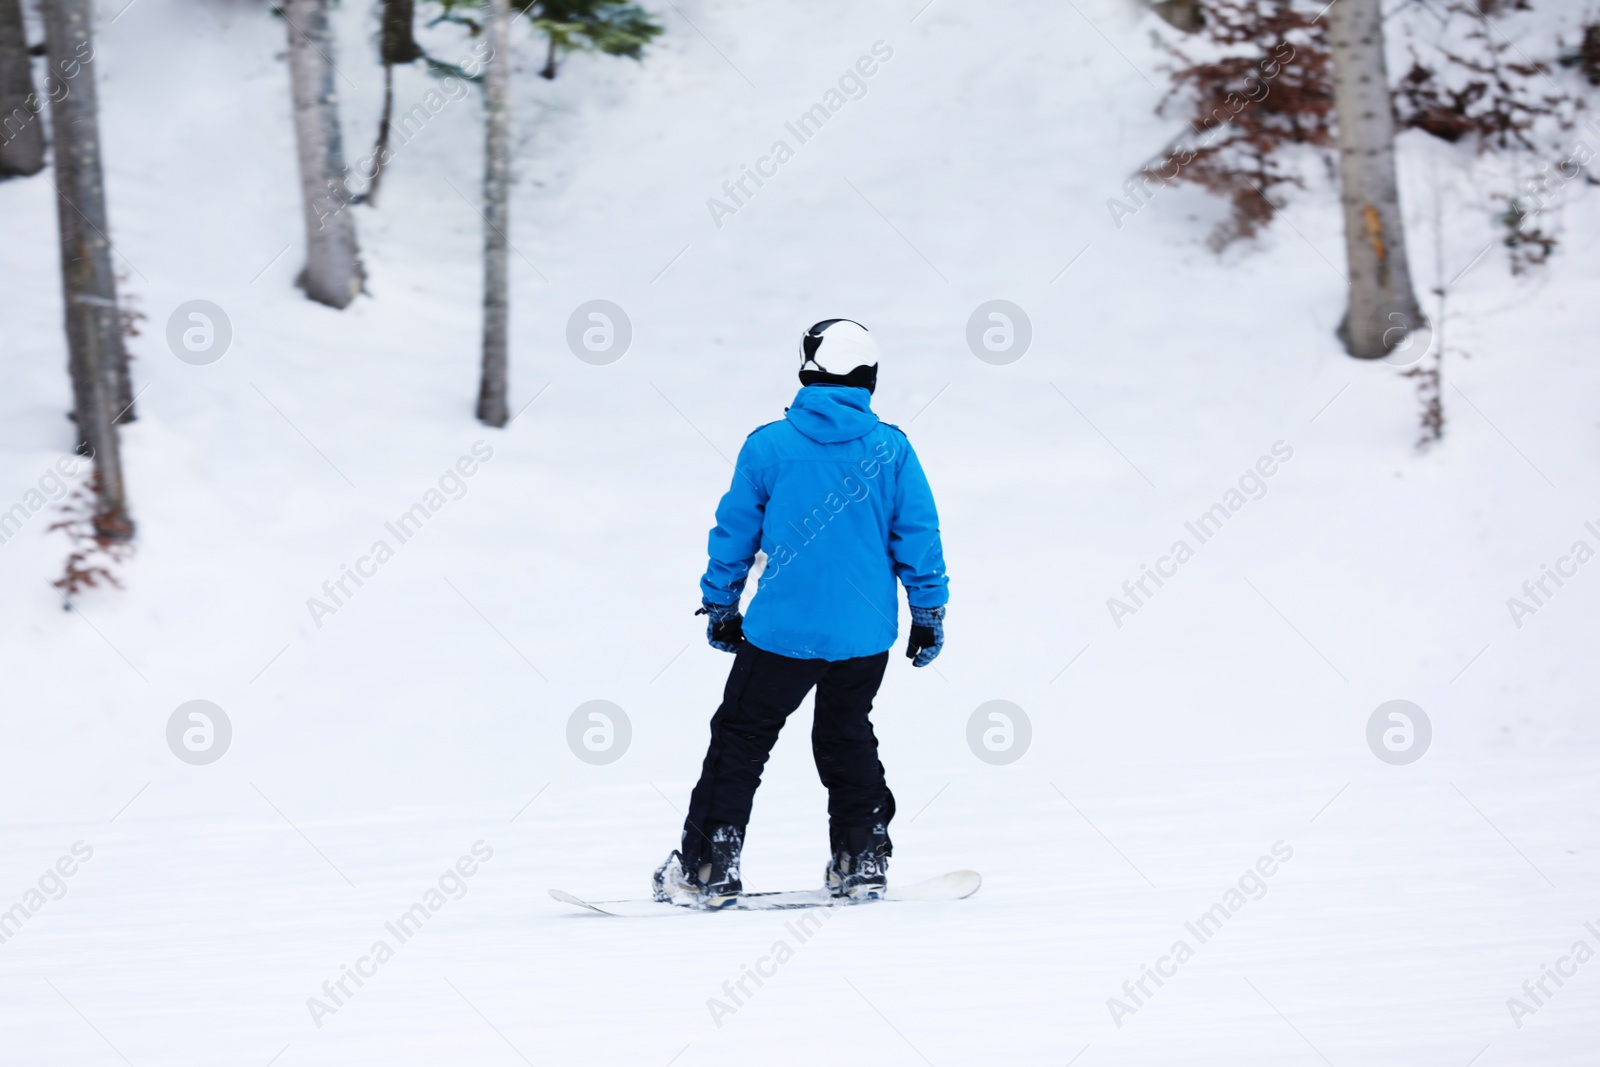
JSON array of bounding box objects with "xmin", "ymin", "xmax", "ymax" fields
[
  {"xmin": 905, "ymin": 605, "xmax": 944, "ymax": 667},
  {"xmin": 696, "ymin": 601, "xmax": 743, "ymax": 653}
]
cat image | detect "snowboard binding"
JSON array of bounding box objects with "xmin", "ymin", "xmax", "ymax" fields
[
  {"xmin": 652, "ymin": 827, "xmax": 744, "ymax": 910},
  {"xmin": 824, "ymin": 823, "xmax": 891, "ymax": 901}
]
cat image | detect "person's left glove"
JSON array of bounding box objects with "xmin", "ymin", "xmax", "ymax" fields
[
  {"xmin": 696, "ymin": 600, "xmax": 744, "ymax": 653},
  {"xmin": 905, "ymin": 605, "xmax": 944, "ymax": 667}
]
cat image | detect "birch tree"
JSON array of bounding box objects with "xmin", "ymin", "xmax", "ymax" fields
[
  {"xmin": 284, "ymin": 0, "xmax": 363, "ymax": 307},
  {"xmin": 0, "ymin": 0, "xmax": 44, "ymax": 176},
  {"xmin": 43, "ymin": 0, "xmax": 132, "ymax": 539},
  {"xmin": 1326, "ymin": 0, "xmax": 1424, "ymax": 359},
  {"xmin": 475, "ymin": 0, "xmax": 511, "ymax": 427}
]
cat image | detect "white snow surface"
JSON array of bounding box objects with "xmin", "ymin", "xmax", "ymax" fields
[{"xmin": 2, "ymin": 0, "xmax": 1598, "ymax": 1063}]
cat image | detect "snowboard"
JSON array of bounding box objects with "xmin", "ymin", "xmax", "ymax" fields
[{"xmin": 550, "ymin": 869, "xmax": 981, "ymax": 917}]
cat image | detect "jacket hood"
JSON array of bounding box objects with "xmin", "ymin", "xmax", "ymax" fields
[{"xmin": 785, "ymin": 385, "xmax": 879, "ymax": 443}]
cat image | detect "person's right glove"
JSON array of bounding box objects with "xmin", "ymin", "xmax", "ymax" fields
[
  {"xmin": 905, "ymin": 605, "xmax": 944, "ymax": 667},
  {"xmin": 695, "ymin": 600, "xmax": 744, "ymax": 653}
]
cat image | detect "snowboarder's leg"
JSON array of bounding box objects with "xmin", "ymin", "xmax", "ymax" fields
[
  {"xmin": 810, "ymin": 651, "xmax": 895, "ymax": 860},
  {"xmin": 680, "ymin": 643, "xmax": 825, "ymax": 872}
]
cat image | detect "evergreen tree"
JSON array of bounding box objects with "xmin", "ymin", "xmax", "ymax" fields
[
  {"xmin": 431, "ymin": 0, "xmax": 662, "ymax": 80},
  {"xmin": 461, "ymin": 0, "xmax": 661, "ymax": 426},
  {"xmin": 525, "ymin": 0, "xmax": 662, "ymax": 79}
]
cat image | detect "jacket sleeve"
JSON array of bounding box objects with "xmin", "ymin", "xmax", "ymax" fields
[
  {"xmin": 889, "ymin": 436, "xmax": 949, "ymax": 608},
  {"xmin": 700, "ymin": 436, "xmax": 769, "ymax": 607}
]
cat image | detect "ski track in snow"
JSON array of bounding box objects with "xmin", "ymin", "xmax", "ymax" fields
[{"xmin": 1, "ymin": 0, "xmax": 1597, "ymax": 1063}]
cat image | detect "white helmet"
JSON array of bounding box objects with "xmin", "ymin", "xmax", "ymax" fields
[{"xmin": 799, "ymin": 319, "xmax": 880, "ymax": 390}]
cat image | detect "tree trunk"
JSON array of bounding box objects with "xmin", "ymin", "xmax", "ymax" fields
[
  {"xmin": 1147, "ymin": 0, "xmax": 1203, "ymax": 34},
  {"xmin": 475, "ymin": 0, "xmax": 510, "ymax": 428},
  {"xmin": 379, "ymin": 0, "xmax": 421, "ymax": 66},
  {"xmin": 364, "ymin": 62, "xmax": 394, "ymax": 206},
  {"xmin": 1326, "ymin": 0, "xmax": 1424, "ymax": 359},
  {"xmin": 363, "ymin": 0, "xmax": 422, "ymax": 206},
  {"xmin": 0, "ymin": 0, "xmax": 45, "ymax": 177},
  {"xmin": 43, "ymin": 0, "xmax": 131, "ymax": 540},
  {"xmin": 284, "ymin": 0, "xmax": 363, "ymax": 308}
]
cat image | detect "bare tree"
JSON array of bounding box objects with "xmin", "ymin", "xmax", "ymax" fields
[
  {"xmin": 475, "ymin": 0, "xmax": 510, "ymax": 427},
  {"xmin": 284, "ymin": 0, "xmax": 364, "ymax": 307},
  {"xmin": 0, "ymin": 0, "xmax": 44, "ymax": 176},
  {"xmin": 1326, "ymin": 0, "xmax": 1424, "ymax": 359},
  {"xmin": 43, "ymin": 0, "xmax": 131, "ymax": 540},
  {"xmin": 363, "ymin": 0, "xmax": 423, "ymax": 206}
]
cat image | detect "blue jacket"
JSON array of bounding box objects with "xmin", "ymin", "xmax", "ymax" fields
[{"xmin": 701, "ymin": 385, "xmax": 949, "ymax": 661}]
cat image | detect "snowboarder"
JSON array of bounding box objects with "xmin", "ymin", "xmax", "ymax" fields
[{"xmin": 653, "ymin": 319, "xmax": 949, "ymax": 909}]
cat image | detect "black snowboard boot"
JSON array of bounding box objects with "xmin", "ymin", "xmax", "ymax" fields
[
  {"xmin": 825, "ymin": 823, "xmax": 890, "ymax": 900},
  {"xmin": 653, "ymin": 826, "xmax": 744, "ymax": 909},
  {"xmin": 652, "ymin": 850, "xmax": 693, "ymax": 903},
  {"xmin": 698, "ymin": 825, "xmax": 744, "ymax": 907}
]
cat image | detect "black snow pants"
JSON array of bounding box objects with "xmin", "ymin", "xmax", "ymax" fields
[{"xmin": 680, "ymin": 641, "xmax": 895, "ymax": 869}]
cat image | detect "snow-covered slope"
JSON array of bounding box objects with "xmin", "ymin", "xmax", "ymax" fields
[{"xmin": 1, "ymin": 0, "xmax": 1597, "ymax": 1063}]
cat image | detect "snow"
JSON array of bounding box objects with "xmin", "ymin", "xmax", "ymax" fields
[{"xmin": 2, "ymin": 0, "xmax": 1598, "ymax": 1062}]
